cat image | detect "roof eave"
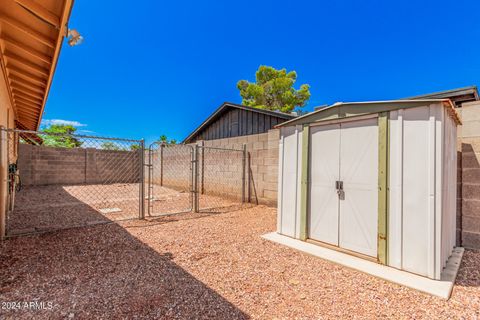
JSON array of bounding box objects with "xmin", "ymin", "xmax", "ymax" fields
[{"xmin": 36, "ymin": 0, "xmax": 75, "ymax": 130}]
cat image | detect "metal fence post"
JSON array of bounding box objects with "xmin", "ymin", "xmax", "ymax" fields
[
  {"xmin": 139, "ymin": 139, "xmax": 145, "ymax": 219},
  {"xmin": 193, "ymin": 145, "xmax": 199, "ymax": 212},
  {"xmin": 200, "ymin": 141, "xmax": 205, "ymax": 194},
  {"xmin": 160, "ymin": 143, "xmax": 164, "ymax": 186},
  {"xmin": 247, "ymin": 150, "xmax": 251, "ymax": 203},
  {"xmin": 147, "ymin": 144, "xmax": 152, "ymax": 217},
  {"xmin": 242, "ymin": 144, "xmax": 247, "ymax": 203}
]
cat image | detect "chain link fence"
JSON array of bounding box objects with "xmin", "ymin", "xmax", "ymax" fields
[
  {"xmin": 2, "ymin": 128, "xmax": 144, "ymax": 236},
  {"xmin": 1, "ymin": 126, "xmax": 251, "ymax": 237},
  {"xmin": 196, "ymin": 145, "xmax": 247, "ymax": 213}
]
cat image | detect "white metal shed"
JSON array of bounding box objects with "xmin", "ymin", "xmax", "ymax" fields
[{"xmin": 276, "ymin": 99, "xmax": 460, "ymax": 280}]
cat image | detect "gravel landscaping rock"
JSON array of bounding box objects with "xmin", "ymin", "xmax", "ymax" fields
[{"xmin": 1, "ymin": 206, "xmax": 479, "ymax": 319}]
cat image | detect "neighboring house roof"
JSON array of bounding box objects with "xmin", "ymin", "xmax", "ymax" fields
[
  {"xmin": 182, "ymin": 102, "xmax": 296, "ymax": 143},
  {"xmin": 406, "ymin": 86, "xmax": 479, "ymax": 107},
  {"xmin": 275, "ymin": 99, "xmax": 460, "ymax": 128},
  {"xmin": 0, "ymin": 0, "xmax": 75, "ymax": 130}
]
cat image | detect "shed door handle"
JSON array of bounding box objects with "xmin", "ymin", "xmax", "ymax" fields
[{"xmin": 335, "ymin": 181, "xmax": 343, "ymax": 190}]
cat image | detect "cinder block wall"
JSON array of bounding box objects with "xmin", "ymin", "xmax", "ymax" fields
[
  {"xmin": 458, "ymin": 101, "xmax": 480, "ymax": 249},
  {"xmin": 197, "ymin": 129, "xmax": 279, "ymax": 205},
  {"xmin": 18, "ymin": 144, "xmax": 140, "ymax": 186},
  {"xmin": 147, "ymin": 130, "xmax": 279, "ymax": 204}
]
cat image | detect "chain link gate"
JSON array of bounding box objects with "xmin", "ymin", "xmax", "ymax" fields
[
  {"xmin": 146, "ymin": 143, "xmax": 194, "ymax": 217},
  {"xmin": 146, "ymin": 143, "xmax": 248, "ymax": 216},
  {"xmin": 0, "ymin": 127, "xmax": 144, "ymax": 237}
]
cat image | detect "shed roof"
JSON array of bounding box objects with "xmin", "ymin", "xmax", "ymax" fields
[
  {"xmin": 0, "ymin": 0, "xmax": 75, "ymax": 130},
  {"xmin": 182, "ymin": 102, "xmax": 296, "ymax": 143},
  {"xmin": 275, "ymin": 99, "xmax": 461, "ymax": 128}
]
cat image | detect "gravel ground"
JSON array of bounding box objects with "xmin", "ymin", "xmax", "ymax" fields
[
  {"xmin": 7, "ymin": 184, "xmax": 243, "ymax": 236},
  {"xmin": 1, "ymin": 206, "xmax": 479, "ymax": 319}
]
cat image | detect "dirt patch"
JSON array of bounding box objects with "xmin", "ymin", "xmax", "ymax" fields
[{"xmin": 1, "ymin": 206, "xmax": 480, "ymax": 319}]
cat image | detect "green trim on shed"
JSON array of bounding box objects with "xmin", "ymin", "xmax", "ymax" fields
[
  {"xmin": 377, "ymin": 112, "xmax": 389, "ymax": 265},
  {"xmin": 299, "ymin": 124, "xmax": 309, "ymax": 241}
]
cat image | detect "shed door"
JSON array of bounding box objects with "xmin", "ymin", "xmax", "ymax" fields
[
  {"xmin": 339, "ymin": 118, "xmax": 378, "ymax": 257},
  {"xmin": 308, "ymin": 117, "xmax": 378, "ymax": 258},
  {"xmin": 308, "ymin": 124, "xmax": 341, "ymax": 245}
]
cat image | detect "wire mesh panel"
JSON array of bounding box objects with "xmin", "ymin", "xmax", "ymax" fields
[
  {"xmin": 147, "ymin": 143, "xmax": 193, "ymax": 216},
  {"xmin": 2, "ymin": 128, "xmax": 144, "ymax": 236},
  {"xmin": 197, "ymin": 146, "xmax": 246, "ymax": 213}
]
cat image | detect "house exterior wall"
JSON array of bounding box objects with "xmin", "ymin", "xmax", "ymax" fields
[
  {"xmin": 0, "ymin": 69, "xmax": 16, "ymax": 239},
  {"xmin": 457, "ymin": 101, "xmax": 480, "ymax": 249}
]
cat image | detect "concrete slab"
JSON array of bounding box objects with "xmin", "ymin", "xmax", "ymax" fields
[{"xmin": 262, "ymin": 232, "xmax": 464, "ymax": 299}]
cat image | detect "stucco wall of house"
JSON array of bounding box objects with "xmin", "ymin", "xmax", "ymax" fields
[{"xmin": 0, "ymin": 69, "xmax": 16, "ymax": 239}]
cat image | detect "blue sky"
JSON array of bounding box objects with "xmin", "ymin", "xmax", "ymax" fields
[{"xmin": 44, "ymin": 0, "xmax": 480, "ymax": 143}]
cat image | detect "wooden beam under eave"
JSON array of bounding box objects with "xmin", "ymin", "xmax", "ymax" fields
[
  {"xmin": 15, "ymin": 101, "xmax": 40, "ymax": 113},
  {"xmin": 17, "ymin": 107, "xmax": 39, "ymax": 117},
  {"xmin": 0, "ymin": 14, "xmax": 56, "ymax": 48},
  {"xmin": 12, "ymin": 91, "xmax": 42, "ymax": 104},
  {"xmin": 7, "ymin": 64, "xmax": 48, "ymax": 86},
  {"xmin": 13, "ymin": 94, "xmax": 41, "ymax": 107},
  {"xmin": 12, "ymin": 88, "xmax": 43, "ymax": 103},
  {"xmin": 14, "ymin": 0, "xmax": 60, "ymax": 28},
  {"xmin": 17, "ymin": 117, "xmax": 36, "ymax": 127},
  {"xmin": 16, "ymin": 106, "xmax": 40, "ymax": 118},
  {"xmin": 17, "ymin": 112, "xmax": 40, "ymax": 123},
  {"xmin": 4, "ymin": 52, "xmax": 50, "ymax": 77},
  {"xmin": 17, "ymin": 110, "xmax": 40, "ymax": 121},
  {"xmin": 9, "ymin": 74, "xmax": 46, "ymax": 89},
  {"xmin": 11, "ymin": 80, "xmax": 44, "ymax": 95},
  {"xmin": 11, "ymin": 84, "xmax": 44, "ymax": 100},
  {"xmin": 2, "ymin": 36, "xmax": 52, "ymax": 64}
]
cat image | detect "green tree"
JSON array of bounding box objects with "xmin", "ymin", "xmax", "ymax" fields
[
  {"xmin": 42, "ymin": 124, "xmax": 83, "ymax": 148},
  {"xmin": 237, "ymin": 65, "xmax": 311, "ymax": 113},
  {"xmin": 101, "ymin": 141, "xmax": 122, "ymax": 150},
  {"xmin": 157, "ymin": 135, "xmax": 177, "ymax": 145},
  {"xmin": 130, "ymin": 144, "xmax": 141, "ymax": 151}
]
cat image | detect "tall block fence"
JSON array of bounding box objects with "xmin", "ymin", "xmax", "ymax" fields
[
  {"xmin": 18, "ymin": 144, "xmax": 140, "ymax": 186},
  {"xmin": 457, "ymin": 101, "xmax": 480, "ymax": 249}
]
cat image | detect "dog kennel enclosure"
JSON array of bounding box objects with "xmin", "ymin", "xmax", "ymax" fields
[{"xmin": 276, "ymin": 99, "xmax": 460, "ymax": 280}]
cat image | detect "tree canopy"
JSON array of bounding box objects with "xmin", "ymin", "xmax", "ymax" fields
[
  {"xmin": 157, "ymin": 135, "xmax": 177, "ymax": 145},
  {"xmin": 237, "ymin": 65, "xmax": 311, "ymax": 114},
  {"xmin": 101, "ymin": 141, "xmax": 122, "ymax": 150},
  {"xmin": 42, "ymin": 124, "xmax": 83, "ymax": 148}
]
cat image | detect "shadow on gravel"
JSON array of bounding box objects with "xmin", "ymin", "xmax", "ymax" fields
[
  {"xmin": 0, "ymin": 222, "xmax": 249, "ymax": 319},
  {"xmin": 7, "ymin": 184, "xmax": 140, "ymax": 236}
]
